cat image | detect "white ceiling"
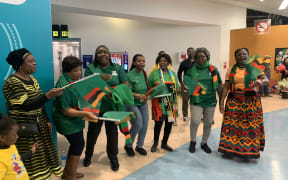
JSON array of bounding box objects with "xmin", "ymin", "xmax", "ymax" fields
[{"xmin": 205, "ymin": 0, "xmax": 288, "ymax": 16}]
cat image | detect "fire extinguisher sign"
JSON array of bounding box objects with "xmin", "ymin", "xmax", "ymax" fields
[{"xmin": 224, "ymin": 62, "xmax": 227, "ymax": 69}]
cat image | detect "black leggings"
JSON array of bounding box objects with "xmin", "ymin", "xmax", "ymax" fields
[
  {"xmin": 153, "ymin": 116, "xmax": 172, "ymax": 145},
  {"xmin": 64, "ymin": 130, "xmax": 85, "ymax": 156}
]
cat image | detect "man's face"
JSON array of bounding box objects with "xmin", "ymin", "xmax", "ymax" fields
[{"xmin": 187, "ymin": 48, "xmax": 194, "ymax": 59}]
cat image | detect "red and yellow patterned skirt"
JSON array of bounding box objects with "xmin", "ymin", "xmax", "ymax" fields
[{"xmin": 218, "ymin": 91, "xmax": 265, "ymax": 159}]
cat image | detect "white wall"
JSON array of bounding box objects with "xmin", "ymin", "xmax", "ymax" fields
[
  {"xmin": 51, "ymin": 0, "xmax": 247, "ymax": 78},
  {"xmin": 52, "ymin": 12, "xmax": 221, "ymax": 76}
]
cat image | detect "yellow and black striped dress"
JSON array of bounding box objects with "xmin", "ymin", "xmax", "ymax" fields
[{"xmin": 3, "ymin": 75, "xmax": 62, "ymax": 180}]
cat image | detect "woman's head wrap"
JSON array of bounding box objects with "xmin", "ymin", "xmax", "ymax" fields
[{"xmin": 6, "ymin": 48, "xmax": 31, "ymax": 71}]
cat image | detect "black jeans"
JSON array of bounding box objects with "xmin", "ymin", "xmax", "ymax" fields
[
  {"xmin": 153, "ymin": 116, "xmax": 172, "ymax": 145},
  {"xmin": 85, "ymin": 118, "xmax": 118, "ymax": 161}
]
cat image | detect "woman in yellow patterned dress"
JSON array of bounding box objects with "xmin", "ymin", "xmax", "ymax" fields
[{"xmin": 3, "ymin": 48, "xmax": 63, "ymax": 179}]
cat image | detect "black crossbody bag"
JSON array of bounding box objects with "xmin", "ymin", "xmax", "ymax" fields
[{"xmin": 18, "ymin": 117, "xmax": 40, "ymax": 137}]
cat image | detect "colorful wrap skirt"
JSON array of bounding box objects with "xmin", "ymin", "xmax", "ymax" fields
[{"xmin": 218, "ymin": 91, "xmax": 265, "ymax": 159}]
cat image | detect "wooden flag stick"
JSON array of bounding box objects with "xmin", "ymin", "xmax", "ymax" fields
[
  {"xmin": 62, "ymin": 73, "xmax": 100, "ymax": 89},
  {"xmin": 83, "ymin": 116, "xmax": 120, "ymax": 123},
  {"xmin": 148, "ymin": 93, "xmax": 171, "ymax": 99}
]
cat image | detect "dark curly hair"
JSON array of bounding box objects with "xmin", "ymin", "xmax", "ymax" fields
[
  {"xmin": 0, "ymin": 113, "xmax": 17, "ymax": 136},
  {"xmin": 155, "ymin": 53, "xmax": 172, "ymax": 65},
  {"xmin": 62, "ymin": 56, "xmax": 83, "ymax": 73}
]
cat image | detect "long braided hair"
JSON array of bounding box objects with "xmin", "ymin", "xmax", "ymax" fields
[{"xmin": 130, "ymin": 54, "xmax": 149, "ymax": 89}]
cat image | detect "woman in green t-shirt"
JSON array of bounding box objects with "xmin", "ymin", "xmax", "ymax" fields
[
  {"xmin": 184, "ymin": 47, "xmax": 222, "ymax": 154},
  {"xmin": 53, "ymin": 56, "xmax": 98, "ymax": 179},
  {"xmin": 83, "ymin": 45, "xmax": 129, "ymax": 171},
  {"xmin": 149, "ymin": 53, "xmax": 179, "ymax": 153},
  {"xmin": 125, "ymin": 54, "xmax": 149, "ymax": 156}
]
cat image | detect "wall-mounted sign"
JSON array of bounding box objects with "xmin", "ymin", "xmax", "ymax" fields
[
  {"xmin": 254, "ymin": 19, "xmax": 271, "ymax": 34},
  {"xmin": 52, "ymin": 24, "xmax": 60, "ymax": 38},
  {"xmin": 83, "ymin": 55, "xmax": 93, "ymax": 69}
]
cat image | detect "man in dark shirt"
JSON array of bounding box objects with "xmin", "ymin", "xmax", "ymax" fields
[{"xmin": 177, "ymin": 47, "xmax": 195, "ymax": 122}]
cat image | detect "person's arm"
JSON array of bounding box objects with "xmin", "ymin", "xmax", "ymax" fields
[
  {"xmin": 122, "ymin": 80, "xmax": 129, "ymax": 87},
  {"xmin": 217, "ymin": 84, "xmax": 223, "ymax": 102},
  {"xmin": 22, "ymin": 88, "xmax": 63, "ymax": 111},
  {"xmin": 22, "ymin": 95, "xmax": 48, "ymax": 111},
  {"xmin": 215, "ymin": 67, "xmax": 223, "ymax": 101},
  {"xmin": 177, "ymin": 62, "xmax": 184, "ymax": 84},
  {"xmin": 219, "ymin": 81, "xmax": 230, "ymax": 114},
  {"xmin": 173, "ymin": 71, "xmax": 181, "ymax": 93},
  {"xmin": 62, "ymin": 108, "xmax": 98, "ymax": 120}
]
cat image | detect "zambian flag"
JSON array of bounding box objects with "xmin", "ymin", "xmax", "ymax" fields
[
  {"xmin": 146, "ymin": 82, "xmax": 170, "ymax": 99},
  {"xmin": 71, "ymin": 74, "xmax": 112, "ymax": 113},
  {"xmin": 104, "ymin": 111, "xmax": 136, "ymax": 145},
  {"xmin": 245, "ymin": 55, "xmax": 265, "ymax": 80},
  {"xmin": 183, "ymin": 76, "xmax": 207, "ymax": 103}
]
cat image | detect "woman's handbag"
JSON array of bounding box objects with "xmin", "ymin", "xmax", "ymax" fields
[{"xmin": 18, "ymin": 117, "xmax": 40, "ymax": 137}]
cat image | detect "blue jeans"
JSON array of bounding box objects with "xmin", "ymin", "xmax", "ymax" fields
[
  {"xmin": 259, "ymin": 85, "xmax": 269, "ymax": 95},
  {"xmin": 125, "ymin": 103, "xmax": 149, "ymax": 148}
]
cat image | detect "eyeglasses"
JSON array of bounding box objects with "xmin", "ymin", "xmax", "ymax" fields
[
  {"xmin": 197, "ymin": 55, "xmax": 206, "ymax": 59},
  {"xmin": 97, "ymin": 49, "xmax": 109, "ymax": 54}
]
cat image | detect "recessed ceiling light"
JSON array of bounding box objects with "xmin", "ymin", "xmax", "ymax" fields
[
  {"xmin": 260, "ymin": 0, "xmax": 264, "ymax": 2},
  {"xmin": 279, "ymin": 0, "xmax": 288, "ymax": 10}
]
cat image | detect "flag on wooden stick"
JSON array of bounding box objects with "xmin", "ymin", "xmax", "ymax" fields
[
  {"xmin": 69, "ymin": 73, "xmax": 112, "ymax": 113},
  {"xmin": 245, "ymin": 55, "xmax": 265, "ymax": 80}
]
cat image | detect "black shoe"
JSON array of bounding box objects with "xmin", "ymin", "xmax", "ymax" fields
[
  {"xmin": 83, "ymin": 156, "xmax": 91, "ymax": 167},
  {"xmin": 110, "ymin": 159, "xmax": 119, "ymax": 171},
  {"xmin": 124, "ymin": 146, "xmax": 135, "ymax": 157},
  {"xmin": 189, "ymin": 141, "xmax": 196, "ymax": 153},
  {"xmin": 151, "ymin": 143, "xmax": 158, "ymax": 152},
  {"xmin": 201, "ymin": 143, "xmax": 212, "ymax": 153},
  {"xmin": 221, "ymin": 153, "xmax": 233, "ymax": 160},
  {"xmin": 161, "ymin": 144, "xmax": 173, "ymax": 152},
  {"xmin": 135, "ymin": 147, "xmax": 147, "ymax": 155}
]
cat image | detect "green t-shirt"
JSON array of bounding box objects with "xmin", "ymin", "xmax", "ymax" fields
[
  {"xmin": 53, "ymin": 73, "xmax": 85, "ymax": 135},
  {"xmin": 85, "ymin": 63, "xmax": 128, "ymax": 112},
  {"xmin": 186, "ymin": 66, "xmax": 222, "ymax": 107},
  {"xmin": 127, "ymin": 69, "xmax": 148, "ymax": 105},
  {"xmin": 148, "ymin": 69, "xmax": 179, "ymax": 116}
]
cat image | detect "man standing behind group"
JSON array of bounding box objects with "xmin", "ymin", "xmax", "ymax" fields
[{"xmin": 177, "ymin": 47, "xmax": 195, "ymax": 122}]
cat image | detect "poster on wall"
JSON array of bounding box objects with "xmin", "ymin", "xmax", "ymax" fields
[
  {"xmin": 111, "ymin": 53, "xmax": 123, "ymax": 65},
  {"xmin": 111, "ymin": 52, "xmax": 129, "ymax": 72},
  {"xmin": 0, "ymin": 1, "xmax": 54, "ymax": 114},
  {"xmin": 275, "ymin": 48, "xmax": 288, "ymax": 69},
  {"xmin": 178, "ymin": 52, "xmax": 186, "ymax": 63}
]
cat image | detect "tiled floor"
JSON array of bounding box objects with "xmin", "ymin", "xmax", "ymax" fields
[{"xmin": 56, "ymin": 94, "xmax": 288, "ymax": 180}]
